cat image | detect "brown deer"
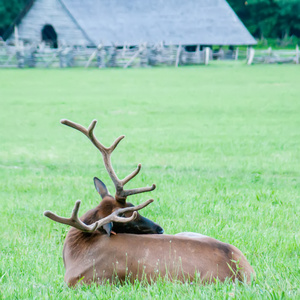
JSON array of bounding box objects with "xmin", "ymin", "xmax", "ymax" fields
[{"xmin": 44, "ymin": 119, "xmax": 255, "ymax": 287}]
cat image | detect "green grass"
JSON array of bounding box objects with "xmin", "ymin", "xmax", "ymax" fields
[
  {"xmin": 254, "ymin": 37, "xmax": 300, "ymax": 49},
  {"xmin": 0, "ymin": 62, "xmax": 299, "ymax": 299}
]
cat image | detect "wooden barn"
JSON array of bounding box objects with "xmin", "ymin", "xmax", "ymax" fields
[{"xmin": 5, "ymin": 0, "xmax": 256, "ymax": 47}]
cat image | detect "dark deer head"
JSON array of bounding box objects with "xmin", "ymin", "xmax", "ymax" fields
[{"xmin": 44, "ymin": 119, "xmax": 163, "ymax": 236}]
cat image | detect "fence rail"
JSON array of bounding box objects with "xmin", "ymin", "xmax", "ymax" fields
[
  {"xmin": 0, "ymin": 42, "xmax": 243, "ymax": 68},
  {"xmin": 1, "ymin": 42, "xmax": 299, "ymax": 68},
  {"xmin": 247, "ymin": 46, "xmax": 299, "ymax": 64},
  {"xmin": 0, "ymin": 42, "xmax": 210, "ymax": 68}
]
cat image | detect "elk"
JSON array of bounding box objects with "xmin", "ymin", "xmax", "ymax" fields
[{"xmin": 44, "ymin": 119, "xmax": 255, "ymax": 287}]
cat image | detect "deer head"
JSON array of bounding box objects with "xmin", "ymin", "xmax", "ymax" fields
[{"xmin": 44, "ymin": 119, "xmax": 163, "ymax": 236}]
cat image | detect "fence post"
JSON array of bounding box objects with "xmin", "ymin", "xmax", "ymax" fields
[
  {"xmin": 268, "ymin": 47, "xmax": 272, "ymax": 55},
  {"xmin": 66, "ymin": 48, "xmax": 74, "ymax": 67},
  {"xmin": 16, "ymin": 50, "xmax": 24, "ymax": 68},
  {"xmin": 28, "ymin": 49, "xmax": 36, "ymax": 68},
  {"xmin": 14, "ymin": 26, "xmax": 19, "ymax": 48},
  {"xmin": 266, "ymin": 47, "xmax": 272, "ymax": 63},
  {"xmin": 59, "ymin": 50, "xmax": 64, "ymax": 68},
  {"xmin": 97, "ymin": 47, "xmax": 106, "ymax": 68},
  {"xmin": 196, "ymin": 45, "xmax": 200, "ymax": 64},
  {"xmin": 247, "ymin": 47, "xmax": 255, "ymax": 65},
  {"xmin": 86, "ymin": 44, "xmax": 102, "ymax": 68},
  {"xmin": 108, "ymin": 47, "xmax": 117, "ymax": 67},
  {"xmin": 175, "ymin": 44, "xmax": 181, "ymax": 67},
  {"xmin": 296, "ymin": 45, "xmax": 299, "ymax": 64},
  {"xmin": 16, "ymin": 41, "xmax": 25, "ymax": 68},
  {"xmin": 235, "ymin": 47, "xmax": 239, "ymax": 61},
  {"xmin": 139, "ymin": 43, "xmax": 148, "ymax": 67},
  {"xmin": 204, "ymin": 47, "xmax": 210, "ymax": 65},
  {"xmin": 14, "ymin": 26, "xmax": 24, "ymax": 68}
]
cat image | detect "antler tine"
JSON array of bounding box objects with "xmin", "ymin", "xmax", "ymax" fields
[
  {"xmin": 94, "ymin": 199, "xmax": 154, "ymax": 229},
  {"xmin": 121, "ymin": 184, "xmax": 156, "ymax": 198},
  {"xmin": 44, "ymin": 200, "xmax": 98, "ymax": 232},
  {"xmin": 121, "ymin": 163, "xmax": 141, "ymax": 185},
  {"xmin": 61, "ymin": 119, "xmax": 156, "ymax": 200},
  {"xmin": 114, "ymin": 198, "xmax": 154, "ymax": 214},
  {"xmin": 61, "ymin": 119, "xmax": 123, "ymax": 187},
  {"xmin": 61, "ymin": 119, "xmax": 109, "ymax": 151},
  {"xmin": 44, "ymin": 199, "xmax": 154, "ymax": 233}
]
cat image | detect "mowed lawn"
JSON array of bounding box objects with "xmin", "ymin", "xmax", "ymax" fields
[{"xmin": 0, "ymin": 63, "xmax": 299, "ymax": 299}]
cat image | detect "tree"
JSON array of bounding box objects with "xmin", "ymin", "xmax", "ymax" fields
[
  {"xmin": 277, "ymin": 1, "xmax": 300, "ymax": 37},
  {"xmin": 0, "ymin": 0, "xmax": 28, "ymax": 38},
  {"xmin": 227, "ymin": 0, "xmax": 300, "ymax": 38}
]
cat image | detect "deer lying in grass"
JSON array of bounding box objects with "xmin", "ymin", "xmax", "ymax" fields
[{"xmin": 44, "ymin": 119, "xmax": 255, "ymax": 286}]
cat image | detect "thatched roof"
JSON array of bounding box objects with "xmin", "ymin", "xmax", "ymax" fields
[
  {"xmin": 5, "ymin": 0, "xmax": 256, "ymax": 46},
  {"xmin": 61, "ymin": 0, "xmax": 256, "ymax": 46}
]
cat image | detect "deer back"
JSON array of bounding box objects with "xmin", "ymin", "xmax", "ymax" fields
[{"xmin": 63, "ymin": 233, "xmax": 255, "ymax": 286}]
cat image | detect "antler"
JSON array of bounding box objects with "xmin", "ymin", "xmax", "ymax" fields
[
  {"xmin": 60, "ymin": 119, "xmax": 156, "ymax": 201},
  {"xmin": 44, "ymin": 199, "xmax": 154, "ymax": 233}
]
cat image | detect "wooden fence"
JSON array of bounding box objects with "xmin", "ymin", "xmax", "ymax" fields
[
  {"xmin": 1, "ymin": 42, "xmax": 298, "ymax": 68},
  {"xmin": 247, "ymin": 46, "xmax": 299, "ymax": 64},
  {"xmin": 0, "ymin": 42, "xmax": 210, "ymax": 68},
  {"xmin": 0, "ymin": 42, "xmax": 247, "ymax": 68}
]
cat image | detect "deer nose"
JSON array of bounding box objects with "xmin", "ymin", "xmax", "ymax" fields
[{"xmin": 156, "ymin": 226, "xmax": 164, "ymax": 234}]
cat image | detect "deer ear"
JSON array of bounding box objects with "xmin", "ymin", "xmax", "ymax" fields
[
  {"xmin": 103, "ymin": 222, "xmax": 113, "ymax": 236},
  {"xmin": 94, "ymin": 177, "xmax": 111, "ymax": 199}
]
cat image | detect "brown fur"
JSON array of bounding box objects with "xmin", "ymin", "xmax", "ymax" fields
[
  {"xmin": 65, "ymin": 197, "xmax": 153, "ymax": 260},
  {"xmin": 63, "ymin": 232, "xmax": 255, "ymax": 286},
  {"xmin": 62, "ymin": 197, "xmax": 255, "ymax": 286}
]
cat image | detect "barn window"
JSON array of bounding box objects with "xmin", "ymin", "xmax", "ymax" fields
[{"xmin": 41, "ymin": 24, "xmax": 58, "ymax": 48}]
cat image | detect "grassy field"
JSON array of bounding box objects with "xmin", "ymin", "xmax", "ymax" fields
[{"xmin": 0, "ymin": 63, "xmax": 299, "ymax": 299}]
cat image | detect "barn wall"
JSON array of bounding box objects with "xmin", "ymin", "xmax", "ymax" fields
[{"xmin": 9, "ymin": 0, "xmax": 92, "ymax": 46}]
